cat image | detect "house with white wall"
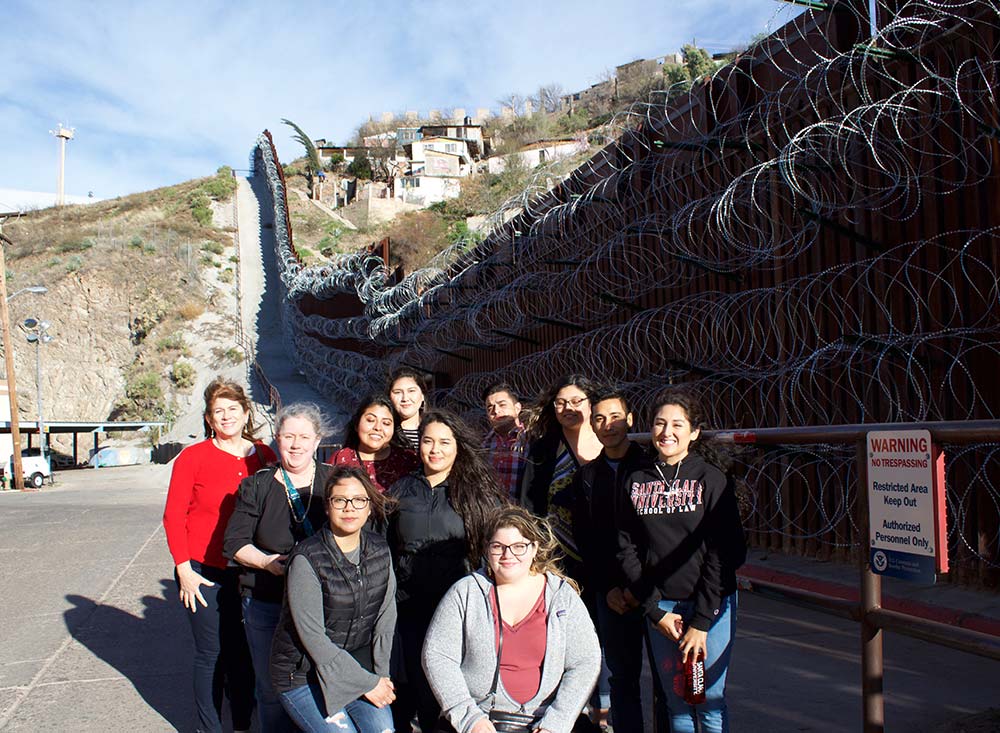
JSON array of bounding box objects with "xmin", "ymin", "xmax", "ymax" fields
[{"xmin": 485, "ymin": 139, "xmax": 589, "ymax": 174}]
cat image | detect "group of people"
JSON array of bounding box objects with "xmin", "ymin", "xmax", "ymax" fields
[{"xmin": 163, "ymin": 369, "xmax": 746, "ymax": 733}]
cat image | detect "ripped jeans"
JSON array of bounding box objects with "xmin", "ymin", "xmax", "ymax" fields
[{"xmin": 279, "ymin": 681, "xmax": 393, "ymax": 733}]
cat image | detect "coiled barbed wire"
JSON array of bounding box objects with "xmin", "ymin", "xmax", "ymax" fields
[{"xmin": 251, "ymin": 0, "xmax": 1000, "ymax": 574}]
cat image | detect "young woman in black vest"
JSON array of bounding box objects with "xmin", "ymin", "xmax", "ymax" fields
[{"xmin": 270, "ymin": 465, "xmax": 397, "ymax": 733}]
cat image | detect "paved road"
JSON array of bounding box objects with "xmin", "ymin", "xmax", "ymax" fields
[{"xmin": 1, "ymin": 468, "xmax": 997, "ymax": 731}]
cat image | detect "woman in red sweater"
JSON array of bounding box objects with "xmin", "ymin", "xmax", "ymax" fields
[{"xmin": 163, "ymin": 377, "xmax": 276, "ymax": 733}]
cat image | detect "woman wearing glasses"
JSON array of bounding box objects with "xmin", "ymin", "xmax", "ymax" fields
[
  {"xmin": 519, "ymin": 375, "xmax": 604, "ymax": 578},
  {"xmin": 224, "ymin": 403, "xmax": 332, "ymax": 732},
  {"xmin": 423, "ymin": 506, "xmax": 600, "ymax": 733},
  {"xmin": 269, "ymin": 465, "xmax": 398, "ymax": 733},
  {"xmin": 387, "ymin": 409, "xmax": 508, "ymax": 733}
]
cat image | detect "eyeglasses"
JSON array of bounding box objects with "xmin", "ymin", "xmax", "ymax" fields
[
  {"xmin": 553, "ymin": 397, "xmax": 588, "ymax": 410},
  {"xmin": 487, "ymin": 541, "xmax": 533, "ymax": 557},
  {"xmin": 327, "ymin": 497, "xmax": 371, "ymax": 510}
]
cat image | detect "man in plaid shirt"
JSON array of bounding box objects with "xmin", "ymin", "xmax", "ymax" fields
[{"xmin": 481, "ymin": 383, "xmax": 526, "ymax": 502}]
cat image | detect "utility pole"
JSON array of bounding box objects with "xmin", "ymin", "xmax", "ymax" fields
[
  {"xmin": 50, "ymin": 124, "xmax": 75, "ymax": 206},
  {"xmin": 0, "ymin": 231, "xmax": 25, "ymax": 490}
]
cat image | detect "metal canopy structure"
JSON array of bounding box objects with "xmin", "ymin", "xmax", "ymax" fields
[{"xmin": 0, "ymin": 420, "xmax": 167, "ymax": 467}]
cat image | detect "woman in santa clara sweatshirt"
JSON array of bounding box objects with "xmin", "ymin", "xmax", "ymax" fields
[{"xmin": 616, "ymin": 387, "xmax": 746, "ymax": 733}]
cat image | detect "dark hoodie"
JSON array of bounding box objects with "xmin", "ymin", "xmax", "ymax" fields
[{"xmin": 616, "ymin": 452, "xmax": 746, "ymax": 631}]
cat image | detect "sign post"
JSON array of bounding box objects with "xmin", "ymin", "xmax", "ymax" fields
[{"xmin": 866, "ymin": 429, "xmax": 947, "ymax": 583}]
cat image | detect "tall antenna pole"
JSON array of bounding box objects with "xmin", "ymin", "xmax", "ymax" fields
[{"xmin": 50, "ymin": 124, "xmax": 75, "ymax": 206}]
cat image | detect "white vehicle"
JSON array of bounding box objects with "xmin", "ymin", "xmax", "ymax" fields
[{"xmin": 5, "ymin": 450, "xmax": 52, "ymax": 489}]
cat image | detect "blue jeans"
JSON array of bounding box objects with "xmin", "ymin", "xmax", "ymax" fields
[
  {"xmin": 243, "ymin": 597, "xmax": 295, "ymax": 732},
  {"xmin": 177, "ymin": 561, "xmax": 254, "ymax": 733},
  {"xmin": 595, "ymin": 596, "xmax": 646, "ymax": 731},
  {"xmin": 646, "ymin": 593, "xmax": 737, "ymax": 733},
  {"xmin": 280, "ymin": 682, "xmax": 394, "ymax": 733}
]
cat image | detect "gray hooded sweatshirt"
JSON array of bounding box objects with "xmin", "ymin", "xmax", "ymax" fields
[{"xmin": 422, "ymin": 570, "xmax": 600, "ymax": 733}]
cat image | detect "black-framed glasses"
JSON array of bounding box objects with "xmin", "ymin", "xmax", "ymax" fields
[
  {"xmin": 553, "ymin": 397, "xmax": 588, "ymax": 410},
  {"xmin": 327, "ymin": 497, "xmax": 371, "ymax": 510},
  {"xmin": 487, "ymin": 541, "xmax": 534, "ymax": 557}
]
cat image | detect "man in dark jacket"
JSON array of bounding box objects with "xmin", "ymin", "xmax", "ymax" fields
[{"xmin": 572, "ymin": 389, "xmax": 650, "ymax": 733}]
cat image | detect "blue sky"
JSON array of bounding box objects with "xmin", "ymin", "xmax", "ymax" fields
[{"xmin": 0, "ymin": 0, "xmax": 801, "ymax": 199}]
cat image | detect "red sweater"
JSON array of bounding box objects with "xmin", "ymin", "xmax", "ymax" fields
[{"xmin": 163, "ymin": 439, "xmax": 276, "ymax": 568}]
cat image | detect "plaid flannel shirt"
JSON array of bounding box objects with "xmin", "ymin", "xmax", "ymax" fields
[{"xmin": 482, "ymin": 424, "xmax": 527, "ymax": 502}]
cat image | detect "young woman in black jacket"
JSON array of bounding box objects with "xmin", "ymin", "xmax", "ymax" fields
[
  {"xmin": 386, "ymin": 409, "xmax": 507, "ymax": 733},
  {"xmin": 617, "ymin": 387, "xmax": 746, "ymax": 733}
]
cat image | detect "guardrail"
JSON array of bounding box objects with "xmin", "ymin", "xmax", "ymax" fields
[{"xmin": 691, "ymin": 420, "xmax": 1000, "ymax": 732}]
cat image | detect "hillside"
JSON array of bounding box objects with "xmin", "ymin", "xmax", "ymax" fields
[{"xmin": 0, "ymin": 168, "xmax": 246, "ymax": 456}]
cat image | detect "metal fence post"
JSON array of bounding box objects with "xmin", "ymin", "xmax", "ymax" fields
[{"xmin": 856, "ymin": 439, "xmax": 885, "ymax": 732}]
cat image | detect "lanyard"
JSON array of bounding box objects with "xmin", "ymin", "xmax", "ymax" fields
[{"xmin": 280, "ymin": 465, "xmax": 315, "ymax": 537}]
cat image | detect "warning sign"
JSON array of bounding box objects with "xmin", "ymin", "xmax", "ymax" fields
[{"xmin": 866, "ymin": 430, "xmax": 947, "ymax": 583}]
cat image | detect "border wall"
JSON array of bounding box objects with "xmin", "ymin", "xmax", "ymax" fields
[{"xmin": 252, "ymin": 0, "xmax": 1000, "ymax": 586}]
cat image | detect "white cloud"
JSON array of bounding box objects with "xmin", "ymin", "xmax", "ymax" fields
[{"xmin": 0, "ymin": 0, "xmax": 800, "ymax": 198}]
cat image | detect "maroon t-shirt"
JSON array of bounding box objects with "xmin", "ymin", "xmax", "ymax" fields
[
  {"xmin": 329, "ymin": 446, "xmax": 420, "ymax": 493},
  {"xmin": 491, "ymin": 587, "xmax": 548, "ymax": 704}
]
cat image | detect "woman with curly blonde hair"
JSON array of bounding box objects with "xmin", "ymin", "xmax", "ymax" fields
[{"xmin": 422, "ymin": 507, "xmax": 600, "ymax": 733}]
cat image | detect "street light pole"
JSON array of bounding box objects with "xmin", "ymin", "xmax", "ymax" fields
[{"xmin": 22, "ymin": 319, "xmax": 52, "ymax": 468}]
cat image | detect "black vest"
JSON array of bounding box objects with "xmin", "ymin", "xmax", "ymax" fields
[{"xmin": 270, "ymin": 528, "xmax": 391, "ymax": 693}]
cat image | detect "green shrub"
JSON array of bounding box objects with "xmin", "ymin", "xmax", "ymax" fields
[
  {"xmin": 46, "ymin": 257, "xmax": 61, "ymax": 268},
  {"xmin": 219, "ymin": 268, "xmax": 234, "ymax": 283},
  {"xmin": 143, "ymin": 242, "xmax": 156, "ymax": 254},
  {"xmin": 156, "ymin": 333, "xmax": 189, "ymax": 354},
  {"xmin": 190, "ymin": 191, "xmax": 213, "ymax": 226},
  {"xmin": 171, "ymin": 361, "xmax": 196, "ymax": 389},
  {"xmin": 200, "ymin": 254, "xmax": 216, "ymax": 267},
  {"xmin": 57, "ymin": 238, "xmax": 94, "ymax": 253},
  {"xmin": 201, "ymin": 241, "xmax": 225, "ymax": 255},
  {"xmin": 129, "ymin": 235, "xmax": 143, "ymax": 249},
  {"xmin": 65, "ymin": 255, "xmax": 83, "ymax": 272},
  {"xmin": 126, "ymin": 371, "xmax": 163, "ymax": 404},
  {"xmin": 229, "ymin": 255, "xmax": 239, "ymax": 263},
  {"xmin": 224, "ymin": 347, "xmax": 244, "ymax": 364}
]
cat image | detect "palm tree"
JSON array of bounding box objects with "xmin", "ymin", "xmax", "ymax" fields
[{"xmin": 281, "ymin": 118, "xmax": 322, "ymax": 195}]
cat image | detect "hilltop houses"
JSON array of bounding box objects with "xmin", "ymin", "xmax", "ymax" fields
[{"xmin": 314, "ymin": 110, "xmax": 588, "ymax": 210}]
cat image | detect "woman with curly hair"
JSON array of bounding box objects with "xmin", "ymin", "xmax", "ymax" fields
[
  {"xmin": 423, "ymin": 506, "xmax": 601, "ymax": 733},
  {"xmin": 387, "ymin": 409, "xmax": 508, "ymax": 732}
]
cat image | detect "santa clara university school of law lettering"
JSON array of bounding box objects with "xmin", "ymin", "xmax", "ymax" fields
[
  {"xmin": 631, "ymin": 478, "xmax": 704, "ymax": 515},
  {"xmin": 866, "ymin": 430, "xmax": 947, "ymax": 584}
]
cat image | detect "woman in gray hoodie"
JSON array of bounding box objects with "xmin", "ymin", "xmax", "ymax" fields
[{"xmin": 422, "ymin": 506, "xmax": 600, "ymax": 733}]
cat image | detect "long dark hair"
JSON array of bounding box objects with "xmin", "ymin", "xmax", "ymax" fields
[
  {"xmin": 419, "ymin": 409, "xmax": 508, "ymax": 560},
  {"xmin": 526, "ymin": 374, "xmax": 602, "ymax": 442},
  {"xmin": 650, "ymin": 386, "xmax": 731, "ymax": 471},
  {"xmin": 324, "ymin": 464, "xmax": 397, "ymax": 522},
  {"xmin": 343, "ymin": 393, "xmax": 407, "ymax": 450}
]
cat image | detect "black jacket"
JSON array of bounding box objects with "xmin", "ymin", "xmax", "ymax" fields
[
  {"xmin": 617, "ymin": 453, "xmax": 746, "ymax": 631},
  {"xmin": 270, "ymin": 527, "xmax": 392, "ymax": 692},
  {"xmin": 387, "ymin": 472, "xmax": 470, "ymax": 613},
  {"xmin": 518, "ymin": 430, "xmax": 565, "ymax": 515},
  {"xmin": 223, "ymin": 464, "xmax": 332, "ymax": 603},
  {"xmin": 571, "ymin": 441, "xmax": 647, "ymax": 594}
]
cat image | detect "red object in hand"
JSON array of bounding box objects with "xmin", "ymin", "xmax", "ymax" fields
[{"xmin": 683, "ymin": 652, "xmax": 706, "ymax": 705}]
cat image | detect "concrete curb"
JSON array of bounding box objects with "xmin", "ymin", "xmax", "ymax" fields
[{"xmin": 739, "ymin": 563, "xmax": 1000, "ymax": 637}]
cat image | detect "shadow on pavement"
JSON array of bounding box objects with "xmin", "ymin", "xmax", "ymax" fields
[{"xmin": 64, "ymin": 580, "xmax": 194, "ymax": 731}]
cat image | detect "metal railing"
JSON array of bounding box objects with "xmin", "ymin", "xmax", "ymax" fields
[{"xmin": 695, "ymin": 420, "xmax": 1000, "ymax": 732}]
